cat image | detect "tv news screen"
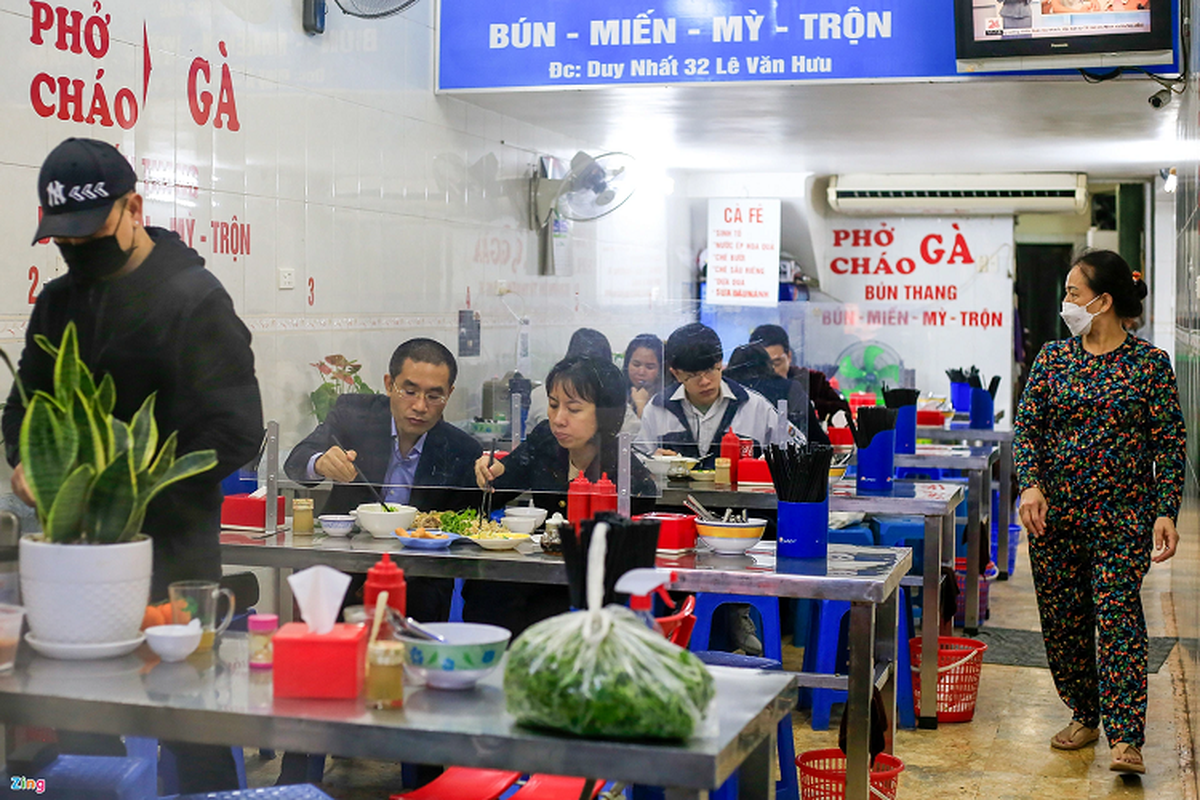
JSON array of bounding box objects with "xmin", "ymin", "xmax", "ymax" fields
[{"xmin": 955, "ymin": 0, "xmax": 1176, "ymax": 72}]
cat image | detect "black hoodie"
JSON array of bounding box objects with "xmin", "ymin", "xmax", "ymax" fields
[{"xmin": 3, "ymin": 228, "xmax": 264, "ymax": 597}]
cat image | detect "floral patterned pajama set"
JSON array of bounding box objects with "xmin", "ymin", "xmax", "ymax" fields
[{"xmin": 1014, "ymin": 335, "xmax": 1185, "ymax": 747}]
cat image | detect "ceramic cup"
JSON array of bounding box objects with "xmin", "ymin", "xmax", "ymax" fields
[{"xmin": 168, "ymin": 581, "xmax": 234, "ymax": 653}]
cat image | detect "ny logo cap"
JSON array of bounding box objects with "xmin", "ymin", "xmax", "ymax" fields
[{"xmin": 32, "ymin": 138, "xmax": 137, "ymax": 245}]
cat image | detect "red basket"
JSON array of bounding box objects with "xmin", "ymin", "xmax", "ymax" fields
[
  {"xmin": 796, "ymin": 748, "xmax": 904, "ymax": 800},
  {"xmin": 908, "ymin": 636, "xmax": 987, "ymax": 723},
  {"xmin": 953, "ymin": 557, "xmax": 994, "ymax": 626}
]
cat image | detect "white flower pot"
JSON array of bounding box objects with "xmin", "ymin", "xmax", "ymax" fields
[{"xmin": 19, "ymin": 534, "xmax": 152, "ymax": 646}]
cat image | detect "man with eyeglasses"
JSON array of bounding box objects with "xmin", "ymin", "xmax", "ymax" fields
[
  {"xmin": 637, "ymin": 323, "xmax": 784, "ymax": 467},
  {"xmin": 286, "ymin": 337, "xmax": 481, "ymax": 525},
  {"xmin": 750, "ymin": 323, "xmax": 852, "ymax": 423}
]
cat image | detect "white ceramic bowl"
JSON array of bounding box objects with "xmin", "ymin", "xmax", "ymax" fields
[
  {"xmin": 501, "ymin": 515, "xmax": 538, "ymax": 535},
  {"xmin": 144, "ymin": 622, "xmax": 203, "ymax": 662},
  {"xmin": 695, "ymin": 518, "xmax": 768, "ymax": 554},
  {"xmin": 318, "ymin": 514, "xmax": 356, "ymax": 536},
  {"xmin": 353, "ymin": 503, "xmax": 417, "ymax": 538},
  {"xmin": 398, "ymin": 622, "xmax": 511, "ymax": 690},
  {"xmin": 642, "ymin": 457, "xmax": 674, "ymax": 480},
  {"xmin": 503, "ymin": 506, "xmax": 547, "ymax": 528}
]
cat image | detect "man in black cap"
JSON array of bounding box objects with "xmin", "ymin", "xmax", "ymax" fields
[{"xmin": 3, "ymin": 138, "xmax": 263, "ymax": 792}]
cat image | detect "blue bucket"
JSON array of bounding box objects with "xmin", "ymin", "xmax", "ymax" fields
[
  {"xmin": 777, "ymin": 498, "xmax": 830, "ymax": 560},
  {"xmin": 893, "ymin": 404, "xmax": 916, "ymax": 455},
  {"xmin": 856, "ymin": 430, "xmax": 895, "ymax": 493},
  {"xmin": 969, "ymin": 388, "xmax": 994, "ymax": 430}
]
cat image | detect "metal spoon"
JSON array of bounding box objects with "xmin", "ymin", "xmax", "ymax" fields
[{"xmin": 385, "ymin": 607, "xmax": 446, "ymax": 642}]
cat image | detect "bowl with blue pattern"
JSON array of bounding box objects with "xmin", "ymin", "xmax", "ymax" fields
[{"xmin": 398, "ymin": 622, "xmax": 511, "ymax": 690}]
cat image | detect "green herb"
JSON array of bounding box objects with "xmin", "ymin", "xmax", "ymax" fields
[
  {"xmin": 504, "ymin": 605, "xmax": 715, "ymax": 740},
  {"xmin": 436, "ymin": 509, "xmax": 477, "ymax": 535}
]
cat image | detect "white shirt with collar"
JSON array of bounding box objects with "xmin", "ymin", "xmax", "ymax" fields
[{"xmin": 636, "ymin": 379, "xmax": 784, "ymax": 458}]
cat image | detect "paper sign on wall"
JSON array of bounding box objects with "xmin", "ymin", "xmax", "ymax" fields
[{"xmin": 705, "ymin": 198, "xmax": 780, "ymax": 307}]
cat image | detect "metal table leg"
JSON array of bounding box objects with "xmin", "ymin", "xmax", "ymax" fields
[
  {"xmin": 845, "ymin": 601, "xmax": 876, "ymax": 800},
  {"xmin": 736, "ymin": 728, "xmax": 773, "ymax": 800},
  {"xmin": 918, "ymin": 513, "xmax": 943, "ymax": 729},
  {"xmin": 996, "ymin": 438, "xmax": 1013, "ymax": 580},
  {"xmin": 963, "ymin": 467, "xmax": 983, "ymax": 634},
  {"xmin": 874, "ymin": 585, "xmax": 899, "ymax": 753}
]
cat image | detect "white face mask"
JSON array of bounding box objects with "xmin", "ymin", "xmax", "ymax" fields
[{"xmin": 1060, "ymin": 295, "xmax": 1102, "ymax": 337}]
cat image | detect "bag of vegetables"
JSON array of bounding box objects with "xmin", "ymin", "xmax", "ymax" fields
[{"xmin": 504, "ymin": 522, "xmax": 714, "ymax": 739}]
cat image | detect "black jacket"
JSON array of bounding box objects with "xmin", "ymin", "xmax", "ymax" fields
[
  {"xmin": 2, "ymin": 228, "xmax": 263, "ymax": 597},
  {"xmin": 283, "ymin": 394, "xmax": 483, "ymax": 514}
]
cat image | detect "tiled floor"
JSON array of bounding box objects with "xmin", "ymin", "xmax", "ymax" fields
[
  {"xmin": 785, "ymin": 538, "xmax": 1189, "ymax": 800},
  {"xmin": 246, "ymin": 537, "xmax": 1191, "ymax": 799}
]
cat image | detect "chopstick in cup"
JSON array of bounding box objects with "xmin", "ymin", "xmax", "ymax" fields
[{"xmin": 329, "ymin": 433, "xmax": 395, "ymax": 512}]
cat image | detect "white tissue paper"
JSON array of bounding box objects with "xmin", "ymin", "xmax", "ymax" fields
[{"xmin": 287, "ymin": 566, "xmax": 351, "ymax": 635}]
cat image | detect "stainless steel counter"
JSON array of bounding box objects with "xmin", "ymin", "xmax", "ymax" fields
[{"xmin": 0, "ymin": 635, "xmax": 797, "ymax": 798}]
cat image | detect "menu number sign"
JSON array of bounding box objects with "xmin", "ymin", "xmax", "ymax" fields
[{"xmin": 705, "ymin": 199, "xmax": 780, "ymax": 307}]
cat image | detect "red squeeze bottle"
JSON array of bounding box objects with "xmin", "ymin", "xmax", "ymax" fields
[
  {"xmin": 568, "ymin": 473, "xmax": 593, "ymax": 527},
  {"xmin": 593, "ymin": 473, "xmax": 618, "ymax": 514},
  {"xmin": 720, "ymin": 427, "xmax": 741, "ymax": 490},
  {"xmin": 364, "ymin": 553, "xmax": 407, "ymax": 619}
]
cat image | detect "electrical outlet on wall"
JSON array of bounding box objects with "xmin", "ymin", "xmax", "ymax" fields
[{"xmin": 278, "ymin": 268, "xmax": 295, "ymax": 290}]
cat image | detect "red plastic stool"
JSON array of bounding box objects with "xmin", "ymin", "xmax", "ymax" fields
[
  {"xmin": 390, "ymin": 767, "xmax": 521, "ymax": 800},
  {"xmin": 656, "ymin": 595, "xmax": 696, "ymax": 647},
  {"xmin": 508, "ymin": 774, "xmax": 604, "ymax": 800}
]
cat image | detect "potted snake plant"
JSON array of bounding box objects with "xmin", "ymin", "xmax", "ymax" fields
[{"xmin": 15, "ymin": 322, "xmax": 218, "ymax": 655}]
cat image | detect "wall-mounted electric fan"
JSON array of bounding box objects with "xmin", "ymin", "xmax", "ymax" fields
[{"xmin": 528, "ymin": 151, "xmax": 636, "ymax": 230}]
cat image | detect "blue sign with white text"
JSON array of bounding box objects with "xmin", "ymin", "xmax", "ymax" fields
[{"xmin": 437, "ymin": 0, "xmax": 959, "ymax": 91}]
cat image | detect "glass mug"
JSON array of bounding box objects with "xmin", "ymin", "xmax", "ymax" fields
[{"xmin": 169, "ymin": 581, "xmax": 235, "ymax": 653}]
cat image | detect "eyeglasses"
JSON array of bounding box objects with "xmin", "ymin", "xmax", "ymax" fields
[
  {"xmin": 392, "ymin": 385, "xmax": 448, "ymax": 407},
  {"xmin": 768, "ymin": 355, "xmax": 789, "ymax": 369},
  {"xmin": 675, "ymin": 366, "xmax": 721, "ymax": 384}
]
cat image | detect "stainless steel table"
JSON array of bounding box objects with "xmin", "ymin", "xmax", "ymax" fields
[
  {"xmin": 223, "ymin": 535, "xmax": 913, "ymax": 793},
  {"xmin": 895, "ymin": 444, "xmax": 998, "ymax": 634},
  {"xmin": 0, "ymin": 636, "xmax": 797, "ymax": 800},
  {"xmin": 920, "ymin": 427, "xmax": 1015, "ymax": 580}
]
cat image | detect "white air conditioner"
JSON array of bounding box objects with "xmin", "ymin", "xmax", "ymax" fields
[{"xmin": 827, "ymin": 173, "xmax": 1088, "ymax": 215}]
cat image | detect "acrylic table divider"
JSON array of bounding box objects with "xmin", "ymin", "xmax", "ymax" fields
[{"xmin": 918, "ymin": 426, "xmax": 1015, "ymax": 581}]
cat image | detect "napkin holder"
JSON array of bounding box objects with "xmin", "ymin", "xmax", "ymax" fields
[
  {"xmin": 273, "ymin": 622, "xmax": 367, "ymax": 699},
  {"xmin": 221, "ymin": 494, "xmax": 286, "ymax": 531}
]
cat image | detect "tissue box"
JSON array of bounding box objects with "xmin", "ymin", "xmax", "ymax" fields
[
  {"xmin": 221, "ymin": 494, "xmax": 286, "ymax": 531},
  {"xmin": 273, "ymin": 622, "xmax": 367, "ymax": 699}
]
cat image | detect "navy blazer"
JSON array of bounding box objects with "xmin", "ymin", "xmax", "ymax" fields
[{"xmin": 284, "ymin": 394, "xmax": 483, "ymax": 514}]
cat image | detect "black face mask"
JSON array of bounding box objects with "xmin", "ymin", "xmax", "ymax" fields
[{"xmin": 57, "ymin": 234, "xmax": 134, "ymax": 281}]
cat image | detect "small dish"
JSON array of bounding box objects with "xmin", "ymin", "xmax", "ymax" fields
[
  {"xmin": 690, "ymin": 470, "xmax": 716, "ymax": 482},
  {"xmin": 501, "ymin": 516, "xmax": 538, "ymax": 534},
  {"xmin": 393, "ymin": 530, "xmax": 462, "ymax": 550},
  {"xmin": 25, "ymin": 633, "xmax": 146, "ymax": 661},
  {"xmin": 471, "ymin": 534, "xmax": 531, "ymax": 551},
  {"xmin": 503, "ymin": 506, "xmax": 547, "ymax": 529},
  {"xmin": 144, "ymin": 622, "xmax": 203, "ymax": 662},
  {"xmin": 317, "ymin": 514, "xmax": 356, "ymax": 536}
]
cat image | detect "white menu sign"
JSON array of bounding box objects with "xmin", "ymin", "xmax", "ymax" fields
[{"xmin": 705, "ymin": 198, "xmax": 781, "ymax": 307}]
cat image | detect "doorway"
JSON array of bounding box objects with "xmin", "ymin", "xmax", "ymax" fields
[{"xmin": 1014, "ymin": 243, "xmax": 1073, "ymax": 370}]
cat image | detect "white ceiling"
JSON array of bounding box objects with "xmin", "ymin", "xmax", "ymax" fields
[{"xmin": 459, "ymin": 75, "xmax": 1184, "ymax": 180}]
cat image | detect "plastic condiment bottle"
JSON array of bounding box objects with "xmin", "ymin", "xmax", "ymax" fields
[
  {"xmin": 567, "ymin": 473, "xmax": 593, "ymax": 527},
  {"xmin": 364, "ymin": 554, "xmax": 407, "ymax": 619},
  {"xmin": 248, "ymin": 613, "xmax": 278, "ymax": 670},
  {"xmin": 720, "ymin": 427, "xmax": 741, "ymax": 489},
  {"xmin": 592, "ymin": 473, "xmax": 618, "ymax": 514}
]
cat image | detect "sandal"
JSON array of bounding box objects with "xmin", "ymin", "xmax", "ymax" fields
[
  {"xmin": 1050, "ymin": 721, "xmax": 1100, "ymax": 750},
  {"xmin": 1110, "ymin": 743, "xmax": 1146, "ymax": 774}
]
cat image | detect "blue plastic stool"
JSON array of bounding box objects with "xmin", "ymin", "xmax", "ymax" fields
[
  {"xmin": 690, "ymin": 594, "xmax": 782, "ymax": 662},
  {"xmin": 807, "ymin": 587, "xmax": 915, "ymax": 731},
  {"xmin": 871, "ymin": 517, "xmax": 925, "ymax": 575},
  {"xmin": 175, "ymin": 787, "xmax": 335, "ymax": 799},
  {"xmin": 693, "ymin": 652, "xmax": 797, "ymax": 800},
  {"xmin": 125, "ymin": 737, "xmax": 247, "ymax": 795},
  {"xmin": 826, "ymin": 525, "xmax": 874, "ymax": 547},
  {"xmin": 450, "ymin": 578, "xmax": 465, "ymax": 623},
  {"xmin": 17, "ymin": 754, "xmax": 156, "ymax": 800}
]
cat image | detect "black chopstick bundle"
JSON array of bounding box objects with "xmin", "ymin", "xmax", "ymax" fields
[
  {"xmin": 882, "ymin": 385, "xmax": 920, "ymax": 409},
  {"xmin": 765, "ymin": 442, "xmax": 834, "ymax": 503},
  {"xmin": 854, "ymin": 406, "xmax": 897, "ymax": 450},
  {"xmin": 945, "ymin": 368, "xmax": 967, "ymax": 384},
  {"xmin": 563, "ymin": 514, "xmax": 660, "ymax": 609}
]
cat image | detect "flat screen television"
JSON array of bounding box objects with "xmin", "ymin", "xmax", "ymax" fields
[{"xmin": 954, "ymin": 0, "xmax": 1176, "ymax": 73}]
